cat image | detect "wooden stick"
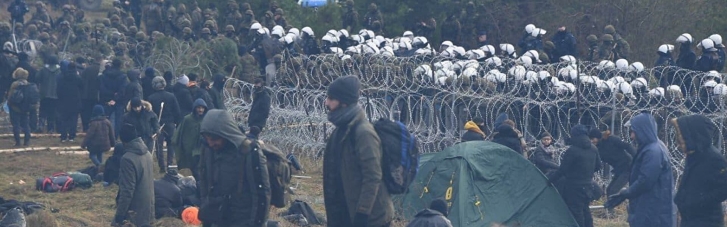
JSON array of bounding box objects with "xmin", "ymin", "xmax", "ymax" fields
[{"xmin": 0, "ymin": 133, "xmax": 86, "ymax": 139}]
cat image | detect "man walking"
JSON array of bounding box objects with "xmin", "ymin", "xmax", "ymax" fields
[
  {"xmin": 323, "ymin": 75, "xmax": 394, "ymax": 227},
  {"xmin": 248, "ymin": 78, "xmax": 271, "ymax": 131},
  {"xmin": 148, "ymin": 76, "xmax": 181, "ymax": 173}
]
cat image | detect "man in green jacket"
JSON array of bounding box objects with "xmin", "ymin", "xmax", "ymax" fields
[
  {"xmin": 172, "ymin": 98, "xmax": 207, "ymax": 180},
  {"xmin": 323, "ymin": 75, "xmax": 394, "ymax": 227},
  {"xmin": 113, "ymin": 123, "xmax": 155, "ymax": 226}
]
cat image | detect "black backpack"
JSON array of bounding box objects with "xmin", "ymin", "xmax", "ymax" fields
[
  {"xmin": 9, "ymin": 83, "xmax": 40, "ymax": 112},
  {"xmin": 353, "ymin": 118, "xmax": 420, "ymax": 194},
  {"xmin": 258, "ymin": 142, "xmax": 292, "ymax": 208}
]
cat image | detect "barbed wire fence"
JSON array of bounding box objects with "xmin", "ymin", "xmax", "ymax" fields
[{"xmin": 224, "ymin": 53, "xmax": 727, "ymax": 186}]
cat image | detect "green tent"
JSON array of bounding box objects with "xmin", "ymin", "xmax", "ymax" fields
[{"xmin": 399, "ymin": 141, "xmax": 578, "ymax": 227}]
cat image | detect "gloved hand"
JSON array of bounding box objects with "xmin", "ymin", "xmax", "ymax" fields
[
  {"xmin": 604, "ymin": 188, "xmax": 630, "ymax": 209},
  {"xmin": 352, "ymin": 212, "xmax": 369, "ymax": 227}
]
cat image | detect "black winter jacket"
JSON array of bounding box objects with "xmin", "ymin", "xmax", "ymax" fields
[
  {"xmin": 532, "ymin": 144, "xmax": 559, "ymax": 175},
  {"xmin": 172, "ymin": 83, "xmax": 194, "ymax": 116},
  {"xmin": 80, "ymin": 64, "xmax": 100, "ymax": 101},
  {"xmin": 56, "ymin": 70, "xmax": 84, "ymax": 114},
  {"xmin": 248, "ymin": 88, "xmax": 271, "ymax": 129},
  {"xmin": 122, "ymin": 100, "xmax": 160, "ymax": 138},
  {"xmin": 548, "ymin": 135, "xmax": 601, "ymax": 185},
  {"xmin": 597, "ymin": 136, "xmax": 635, "ymax": 173},
  {"xmin": 147, "ymin": 89, "xmax": 181, "ymax": 124},
  {"xmin": 103, "ymin": 143, "xmax": 125, "ymax": 184},
  {"xmin": 154, "ymin": 175, "xmax": 183, "ymax": 219},
  {"xmin": 674, "ymin": 115, "xmax": 727, "ymax": 227},
  {"xmin": 99, "ymin": 67, "xmax": 127, "ymax": 103},
  {"xmin": 122, "ymin": 73, "xmax": 143, "ymax": 107},
  {"xmin": 492, "ymin": 125, "xmax": 523, "ymax": 154}
]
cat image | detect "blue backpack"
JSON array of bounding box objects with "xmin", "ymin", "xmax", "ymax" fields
[{"xmin": 353, "ymin": 118, "xmax": 419, "ymax": 194}]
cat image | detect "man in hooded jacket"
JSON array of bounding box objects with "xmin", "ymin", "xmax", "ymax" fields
[
  {"xmin": 113, "ymin": 123, "xmax": 155, "ymax": 226},
  {"xmin": 672, "ymin": 115, "xmax": 727, "ymax": 227},
  {"xmin": 323, "ymin": 75, "xmax": 394, "ymax": 227},
  {"xmin": 588, "ymin": 125, "xmax": 635, "ymax": 197},
  {"xmin": 57, "ymin": 62, "xmax": 84, "ymax": 142},
  {"xmin": 172, "ymin": 98, "xmax": 207, "ymax": 180},
  {"xmin": 492, "ymin": 124, "xmax": 523, "ymax": 155},
  {"xmin": 100, "ymin": 59, "xmax": 128, "ymax": 136},
  {"xmin": 198, "ymin": 109, "xmax": 270, "ymax": 227},
  {"xmin": 248, "ymin": 78, "xmax": 271, "ymax": 131},
  {"xmin": 173, "ymin": 75, "xmax": 194, "ymax": 116},
  {"xmin": 37, "ymin": 55, "xmax": 60, "ymax": 133},
  {"xmin": 605, "ymin": 113, "xmax": 676, "ymax": 227},
  {"xmin": 548, "ymin": 125, "xmax": 600, "ymax": 227},
  {"xmin": 461, "ymin": 117, "xmax": 486, "ymax": 142},
  {"xmin": 148, "ymin": 76, "xmax": 181, "ymax": 173},
  {"xmin": 154, "ymin": 167, "xmax": 183, "ymax": 219},
  {"xmin": 121, "ymin": 69, "xmax": 143, "ymax": 109},
  {"xmin": 406, "ymin": 198, "xmax": 452, "ymax": 227},
  {"xmin": 209, "ymin": 74, "xmax": 226, "ymax": 110}
]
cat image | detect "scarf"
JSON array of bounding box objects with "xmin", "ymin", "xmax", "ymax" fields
[{"xmin": 327, "ymin": 104, "xmax": 362, "ymax": 127}]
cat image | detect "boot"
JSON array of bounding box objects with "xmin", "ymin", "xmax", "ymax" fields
[
  {"xmin": 14, "ymin": 134, "xmax": 21, "ymax": 147},
  {"xmin": 24, "ymin": 138, "xmax": 30, "ymax": 147}
]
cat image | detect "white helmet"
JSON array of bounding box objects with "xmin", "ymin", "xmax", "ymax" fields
[
  {"xmin": 283, "ymin": 34, "xmax": 295, "ymax": 44},
  {"xmin": 525, "ymin": 24, "xmax": 536, "ymax": 34},
  {"xmin": 358, "ymin": 29, "xmax": 368, "ymax": 37},
  {"xmin": 341, "ymin": 54, "xmax": 352, "ymax": 61},
  {"xmin": 433, "ymin": 60, "xmax": 452, "ymax": 70},
  {"xmin": 619, "ymin": 82, "xmax": 634, "ymax": 95},
  {"xmin": 366, "ymin": 30, "xmax": 375, "ymax": 39},
  {"xmin": 301, "ymin": 27, "xmax": 314, "ymax": 36},
  {"xmin": 699, "ymin": 38, "xmax": 717, "ymax": 51},
  {"xmin": 326, "ymin": 29, "xmax": 338, "ymax": 38},
  {"xmin": 560, "ymin": 55, "xmax": 576, "ymax": 64},
  {"xmin": 666, "ymin": 85, "xmax": 682, "ymax": 95},
  {"xmin": 518, "ymin": 56, "xmax": 533, "ymax": 66},
  {"xmin": 485, "ymin": 56, "xmax": 502, "ymax": 66},
  {"xmin": 271, "ymin": 28, "xmax": 285, "ymax": 37},
  {"xmin": 530, "ymin": 28, "xmax": 546, "ymax": 37},
  {"xmin": 608, "ymin": 76, "xmax": 626, "ymax": 84},
  {"xmin": 469, "ymin": 49, "xmax": 486, "ymax": 60},
  {"xmin": 524, "ymin": 50, "xmax": 540, "ymax": 62},
  {"xmin": 615, "ymin": 59, "xmax": 629, "ymax": 70},
  {"xmin": 322, "ymin": 34, "xmax": 337, "ymax": 43},
  {"xmin": 558, "ymin": 68, "xmax": 578, "ymax": 80},
  {"xmin": 380, "ymin": 46, "xmax": 394, "ymax": 57},
  {"xmin": 709, "ymin": 34, "xmax": 723, "ymax": 46},
  {"xmin": 703, "ymin": 80, "xmax": 718, "ymax": 88},
  {"xmin": 500, "ymin": 43, "xmax": 516, "ymax": 55},
  {"xmin": 525, "ymin": 71, "xmax": 538, "ymax": 82},
  {"xmin": 597, "ymin": 80, "xmax": 616, "ymax": 91},
  {"xmin": 250, "ymin": 22, "xmax": 262, "ymax": 30},
  {"xmin": 658, "ymin": 44, "xmax": 674, "ymax": 54},
  {"xmin": 598, "ymin": 60, "xmax": 615, "ymax": 69},
  {"xmin": 287, "ymin": 28, "xmax": 300, "ymax": 37},
  {"xmin": 415, "ymin": 65, "xmax": 434, "ymax": 79},
  {"xmin": 437, "ymin": 76, "xmax": 448, "ymax": 86},
  {"xmin": 331, "ymin": 47, "xmax": 344, "ymax": 56},
  {"xmin": 2, "ymin": 42, "xmax": 12, "ymax": 51},
  {"xmin": 338, "ymin": 29, "xmax": 349, "ymax": 38},
  {"xmin": 462, "ymin": 67, "xmax": 478, "ymax": 78},
  {"xmin": 403, "ymin": 31, "xmax": 414, "ymax": 38},
  {"xmin": 630, "ymin": 62, "xmax": 645, "ymax": 72},
  {"xmin": 351, "ymin": 34, "xmax": 363, "ymax": 43},
  {"xmin": 580, "ymin": 75, "xmax": 598, "ymax": 84},
  {"xmin": 537, "ymin": 71, "xmax": 551, "ymax": 81},
  {"xmin": 412, "ymin": 37, "xmax": 428, "ymax": 47},
  {"xmin": 345, "ymin": 46, "xmax": 361, "ymax": 54},
  {"xmin": 676, "ymin": 33, "xmax": 693, "ymax": 43},
  {"xmin": 705, "ymin": 70, "xmax": 722, "ymax": 81},
  {"xmin": 714, "ymin": 84, "xmax": 727, "ymax": 95},
  {"xmin": 272, "ymin": 25, "xmax": 284, "ymax": 33},
  {"xmin": 363, "ymin": 42, "xmax": 380, "ymax": 54},
  {"xmin": 479, "ymin": 45, "xmax": 496, "ymax": 56},
  {"xmin": 630, "ymin": 77, "xmax": 648, "ymax": 88},
  {"xmin": 509, "ymin": 65, "xmax": 527, "ymax": 81},
  {"xmin": 398, "ymin": 40, "xmax": 412, "ymax": 50},
  {"xmin": 648, "ymin": 87, "xmax": 665, "ymax": 97},
  {"xmin": 440, "ymin": 41, "xmax": 453, "ymax": 49},
  {"xmin": 453, "ymin": 46, "xmax": 466, "ymax": 57}
]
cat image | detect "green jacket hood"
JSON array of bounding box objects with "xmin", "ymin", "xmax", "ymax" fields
[
  {"xmin": 124, "ymin": 137, "xmax": 148, "ymax": 155},
  {"xmin": 200, "ymin": 109, "xmax": 245, "ymax": 149}
]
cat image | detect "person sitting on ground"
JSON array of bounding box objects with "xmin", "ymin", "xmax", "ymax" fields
[
  {"xmin": 531, "ymin": 132, "xmax": 559, "ymax": 175},
  {"xmin": 103, "ymin": 142, "xmax": 125, "ymax": 187},
  {"xmin": 406, "ymin": 198, "xmax": 453, "ymax": 227},
  {"xmin": 154, "ymin": 166, "xmax": 183, "ymax": 219},
  {"xmin": 82, "ymin": 105, "xmax": 115, "ymax": 168},
  {"xmin": 461, "ymin": 117, "xmax": 486, "ymax": 142}
]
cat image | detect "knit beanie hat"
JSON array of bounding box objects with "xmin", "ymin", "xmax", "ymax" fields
[
  {"xmin": 539, "ymin": 132, "xmax": 552, "ymax": 140},
  {"xmin": 177, "ymin": 75, "xmax": 189, "ymax": 85},
  {"xmin": 430, "ymin": 198, "xmax": 449, "ymax": 217},
  {"xmin": 120, "ymin": 123, "xmax": 138, "ymax": 143},
  {"xmin": 327, "ymin": 75, "xmax": 360, "ymax": 105},
  {"xmin": 130, "ymin": 97, "xmax": 142, "ymax": 108},
  {"xmin": 92, "ymin": 105, "xmax": 105, "ymax": 117},
  {"xmin": 152, "ymin": 76, "xmax": 166, "ymax": 90},
  {"xmin": 588, "ymin": 128, "xmax": 603, "ymax": 139},
  {"xmin": 570, "ymin": 125, "xmax": 589, "ymax": 137}
]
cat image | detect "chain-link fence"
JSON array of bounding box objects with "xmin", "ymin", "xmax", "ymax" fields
[{"xmin": 224, "ymin": 54, "xmax": 727, "ymax": 185}]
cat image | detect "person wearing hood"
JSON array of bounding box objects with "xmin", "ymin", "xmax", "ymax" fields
[
  {"xmin": 82, "ymin": 105, "xmax": 115, "ymax": 167},
  {"xmin": 148, "ymin": 76, "xmax": 181, "ymax": 173},
  {"xmin": 548, "ymin": 125, "xmax": 600, "ymax": 227},
  {"xmin": 197, "ymin": 109, "xmax": 270, "ymax": 226},
  {"xmin": 173, "ymin": 74, "xmax": 194, "ymax": 116},
  {"xmin": 113, "ymin": 123, "xmax": 155, "ymax": 227},
  {"xmin": 37, "ymin": 55, "xmax": 60, "ymax": 133},
  {"xmin": 104, "ymin": 142, "xmax": 126, "ymax": 186},
  {"xmin": 172, "ymin": 98, "xmax": 207, "ymax": 180},
  {"xmin": 605, "ymin": 113, "xmax": 676, "ymax": 227},
  {"xmin": 672, "ymin": 115, "xmax": 727, "ymax": 227},
  {"xmin": 7, "ymin": 68, "xmax": 32, "ymax": 147},
  {"xmin": 186, "ymin": 73, "xmax": 215, "ymax": 109},
  {"xmin": 163, "ymin": 71, "xmax": 174, "ymax": 93},
  {"xmin": 56, "ymin": 62, "xmax": 84, "ymax": 142},
  {"xmin": 406, "ymin": 198, "xmax": 453, "ymax": 227},
  {"xmin": 80, "ymin": 57, "xmax": 103, "ymax": 132},
  {"xmin": 532, "ymin": 132, "xmax": 559, "ymax": 175},
  {"xmin": 208, "ymin": 74, "xmax": 226, "ymax": 110},
  {"xmin": 323, "ymin": 75, "xmax": 394, "ymax": 227},
  {"xmin": 551, "ymin": 26, "xmax": 577, "ymax": 59},
  {"xmin": 154, "ymin": 166, "xmax": 183, "ymax": 219},
  {"xmin": 123, "ymin": 97, "xmax": 160, "ymax": 152},
  {"xmin": 248, "ymin": 78, "xmax": 271, "ymax": 131},
  {"xmin": 589, "ymin": 125, "xmax": 635, "ymax": 198},
  {"xmin": 141, "ymin": 67, "xmax": 156, "ymax": 100},
  {"xmin": 461, "ymin": 117, "xmax": 486, "ymax": 142},
  {"xmin": 492, "ymin": 123, "xmax": 524, "ymax": 155},
  {"xmin": 100, "ymin": 59, "xmax": 129, "ymax": 136},
  {"xmin": 121, "ymin": 69, "xmax": 143, "ymax": 109}
]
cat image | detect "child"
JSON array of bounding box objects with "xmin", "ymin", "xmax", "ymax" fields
[{"xmin": 81, "ymin": 105, "xmax": 115, "ymax": 167}]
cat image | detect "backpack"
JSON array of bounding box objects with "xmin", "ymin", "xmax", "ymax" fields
[
  {"xmin": 35, "ymin": 173, "xmax": 74, "ymax": 193},
  {"xmin": 257, "ymin": 142, "xmax": 292, "ymax": 208},
  {"xmin": 9, "ymin": 83, "xmax": 40, "ymax": 112},
  {"xmin": 353, "ymin": 118, "xmax": 420, "ymax": 194},
  {"xmin": 67, "ymin": 172, "xmax": 93, "ymax": 189},
  {"xmin": 286, "ymin": 200, "xmax": 324, "ymax": 225}
]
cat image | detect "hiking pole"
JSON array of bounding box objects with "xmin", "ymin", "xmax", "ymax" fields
[{"xmin": 151, "ymin": 102, "xmax": 164, "ymax": 157}]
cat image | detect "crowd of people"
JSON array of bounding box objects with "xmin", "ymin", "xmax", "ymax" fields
[{"xmin": 3, "ymin": 0, "xmax": 727, "ymax": 226}]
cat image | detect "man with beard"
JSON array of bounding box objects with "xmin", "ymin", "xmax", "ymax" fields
[{"xmin": 172, "ymin": 98, "xmax": 207, "ymax": 180}]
